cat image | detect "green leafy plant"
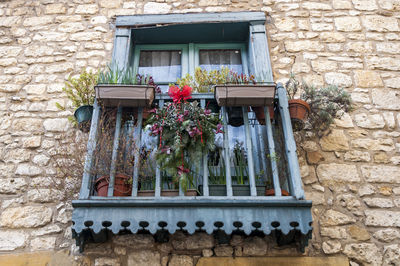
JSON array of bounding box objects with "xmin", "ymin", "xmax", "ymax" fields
[
  {"xmin": 176, "ymin": 67, "xmax": 256, "ymax": 93},
  {"xmin": 56, "ymin": 69, "xmax": 98, "ymax": 111},
  {"xmin": 97, "ymin": 64, "xmax": 161, "ymax": 93},
  {"xmin": 146, "ymin": 85, "xmax": 222, "ymax": 190},
  {"xmin": 301, "ymin": 83, "xmax": 353, "ymax": 135},
  {"xmin": 284, "ymin": 73, "xmax": 300, "ymax": 100},
  {"xmin": 232, "ymin": 141, "xmax": 248, "ymax": 185}
]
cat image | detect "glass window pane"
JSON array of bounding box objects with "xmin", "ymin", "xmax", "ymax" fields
[
  {"xmin": 199, "ymin": 49, "xmax": 242, "ymax": 73},
  {"xmin": 138, "ymin": 50, "xmax": 182, "ymax": 82}
]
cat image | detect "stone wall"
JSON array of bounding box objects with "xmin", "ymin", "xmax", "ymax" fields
[{"xmin": 0, "ymin": 0, "xmax": 400, "ymax": 265}]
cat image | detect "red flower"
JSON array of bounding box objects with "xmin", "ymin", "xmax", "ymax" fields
[
  {"xmin": 181, "ymin": 85, "xmax": 192, "ymax": 101},
  {"xmin": 168, "ymin": 85, "xmax": 192, "ymax": 104}
]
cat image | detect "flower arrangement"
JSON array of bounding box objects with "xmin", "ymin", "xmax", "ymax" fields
[
  {"xmin": 176, "ymin": 67, "xmax": 256, "ymax": 93},
  {"xmin": 146, "ymin": 85, "xmax": 223, "ymax": 190}
]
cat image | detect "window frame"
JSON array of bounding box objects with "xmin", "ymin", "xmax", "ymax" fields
[
  {"xmin": 132, "ymin": 44, "xmax": 189, "ymax": 84},
  {"xmin": 132, "ymin": 43, "xmax": 249, "ymax": 85}
]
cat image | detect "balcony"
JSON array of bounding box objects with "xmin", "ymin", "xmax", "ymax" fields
[{"xmin": 71, "ymin": 84, "xmax": 312, "ymax": 252}]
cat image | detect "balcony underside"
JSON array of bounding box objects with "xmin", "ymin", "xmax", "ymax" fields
[{"xmin": 72, "ymin": 198, "xmax": 312, "ymax": 252}]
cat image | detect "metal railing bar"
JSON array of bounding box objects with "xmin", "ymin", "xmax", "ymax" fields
[
  {"xmin": 221, "ymin": 107, "xmax": 233, "ymax": 197},
  {"xmin": 80, "ymin": 99, "xmax": 101, "ymax": 199},
  {"xmin": 130, "ymin": 107, "xmax": 143, "ymax": 197},
  {"xmin": 107, "ymin": 106, "xmax": 123, "ymax": 197},
  {"xmin": 264, "ymin": 106, "xmax": 281, "ymax": 197},
  {"xmin": 242, "ymin": 107, "xmax": 257, "ymax": 197}
]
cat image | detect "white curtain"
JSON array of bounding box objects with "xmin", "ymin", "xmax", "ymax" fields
[
  {"xmin": 138, "ymin": 50, "xmax": 182, "ymax": 82},
  {"xmin": 199, "ymin": 49, "xmax": 243, "ymax": 73}
]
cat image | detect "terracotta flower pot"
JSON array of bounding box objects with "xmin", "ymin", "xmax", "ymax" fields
[
  {"xmin": 251, "ymin": 106, "xmax": 274, "ymax": 125},
  {"xmin": 288, "ymin": 99, "xmax": 311, "ymax": 131},
  {"xmin": 95, "ymin": 173, "xmax": 132, "ymax": 197},
  {"xmin": 265, "ymin": 188, "xmax": 290, "ymax": 196}
]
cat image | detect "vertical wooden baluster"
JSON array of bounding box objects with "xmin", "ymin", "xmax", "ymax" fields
[
  {"xmin": 221, "ymin": 107, "xmax": 233, "ymax": 197},
  {"xmin": 242, "ymin": 107, "xmax": 257, "ymax": 197},
  {"xmin": 107, "ymin": 106, "xmax": 123, "ymax": 197},
  {"xmin": 264, "ymin": 106, "xmax": 281, "ymax": 196},
  {"xmin": 200, "ymin": 99, "xmax": 209, "ymax": 197},
  {"xmin": 80, "ymin": 99, "xmax": 101, "ymax": 199},
  {"xmin": 131, "ymin": 107, "xmax": 143, "ymax": 197},
  {"xmin": 277, "ymin": 83, "xmax": 304, "ymax": 199},
  {"xmin": 257, "ymin": 126, "xmax": 268, "ymax": 188},
  {"xmin": 155, "ymin": 100, "xmax": 164, "ymax": 198}
]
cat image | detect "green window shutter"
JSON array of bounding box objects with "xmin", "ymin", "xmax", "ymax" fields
[
  {"xmin": 248, "ymin": 23, "xmax": 273, "ymax": 82},
  {"xmin": 112, "ymin": 28, "xmax": 131, "ymax": 70}
]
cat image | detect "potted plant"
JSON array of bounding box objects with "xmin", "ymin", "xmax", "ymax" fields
[
  {"xmin": 284, "ymin": 74, "xmax": 311, "ymax": 131},
  {"xmin": 92, "ymin": 109, "xmax": 134, "ymax": 197},
  {"xmin": 56, "ymin": 69, "xmax": 98, "ymax": 132},
  {"xmin": 146, "ymin": 84, "xmax": 222, "ymax": 195},
  {"xmin": 96, "ymin": 65, "xmax": 161, "ymax": 109},
  {"xmin": 301, "ymin": 82, "xmax": 353, "ymax": 136}
]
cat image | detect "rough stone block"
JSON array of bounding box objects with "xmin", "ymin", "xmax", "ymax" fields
[
  {"xmin": 363, "ymin": 15, "xmax": 399, "ymax": 32},
  {"xmin": 320, "ymin": 129, "xmax": 349, "ymax": 151},
  {"xmin": 169, "ymin": 255, "xmax": 193, "ymax": 266},
  {"xmin": 171, "ymin": 232, "xmax": 214, "ymax": 250},
  {"xmin": 372, "ymin": 89, "xmax": 400, "ymax": 110},
  {"xmin": 365, "ymin": 210, "xmax": 400, "ymax": 227},
  {"xmin": 325, "ymin": 72, "xmax": 352, "ymax": 87},
  {"xmin": 0, "ymin": 178, "xmax": 26, "ymax": 194},
  {"xmin": 127, "ymin": 250, "xmax": 160, "ymax": 266},
  {"xmin": 242, "ymin": 237, "xmax": 267, "ymax": 256},
  {"xmin": 373, "ymin": 229, "xmax": 400, "ymax": 242},
  {"xmin": 322, "ymin": 240, "xmax": 341, "ymax": 254},
  {"xmin": 0, "ymin": 206, "xmax": 52, "ymax": 228},
  {"xmin": 354, "ymin": 113, "xmax": 385, "ymax": 129},
  {"xmin": 335, "ymin": 17, "xmax": 362, "ymax": 31},
  {"xmin": 361, "ymin": 165, "xmax": 400, "ymax": 183},
  {"xmin": 75, "ymin": 4, "xmax": 99, "ymax": 15},
  {"xmin": 354, "ymin": 70, "xmax": 383, "ymax": 87},
  {"xmin": 113, "ymin": 234, "xmax": 154, "ymax": 249},
  {"xmin": 343, "ymin": 243, "xmax": 382, "ymax": 265},
  {"xmin": 144, "ymin": 2, "xmax": 171, "ymax": 14},
  {"xmin": 320, "ymin": 210, "xmax": 356, "ymax": 226},
  {"xmin": 0, "ymin": 231, "xmax": 27, "ymax": 251},
  {"xmin": 317, "ymin": 164, "xmax": 360, "ymax": 183},
  {"xmin": 30, "ymin": 237, "xmax": 56, "ymax": 251}
]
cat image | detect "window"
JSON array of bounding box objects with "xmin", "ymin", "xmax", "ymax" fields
[
  {"xmin": 132, "ymin": 43, "xmax": 246, "ymax": 92},
  {"xmin": 72, "ymin": 12, "xmax": 312, "ymax": 253}
]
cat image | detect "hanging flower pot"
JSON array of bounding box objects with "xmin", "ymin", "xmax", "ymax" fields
[
  {"xmin": 288, "ymin": 99, "xmax": 311, "ymax": 131},
  {"xmin": 206, "ymin": 100, "xmax": 220, "ymax": 114},
  {"xmin": 94, "ymin": 173, "xmax": 132, "ymax": 197},
  {"xmin": 227, "ymin": 107, "xmax": 243, "ymax": 127},
  {"xmin": 74, "ymin": 105, "xmax": 93, "ymax": 132},
  {"xmin": 251, "ymin": 106, "xmax": 274, "ymax": 125}
]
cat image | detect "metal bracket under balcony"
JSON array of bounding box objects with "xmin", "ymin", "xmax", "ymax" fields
[{"xmin": 72, "ymin": 198, "xmax": 312, "ymax": 253}]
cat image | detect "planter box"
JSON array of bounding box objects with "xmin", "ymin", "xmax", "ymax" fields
[
  {"xmin": 95, "ymin": 84, "xmax": 155, "ymax": 107},
  {"xmin": 214, "ymin": 84, "xmax": 275, "ymax": 107},
  {"xmin": 199, "ymin": 184, "xmax": 266, "ymax": 196}
]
